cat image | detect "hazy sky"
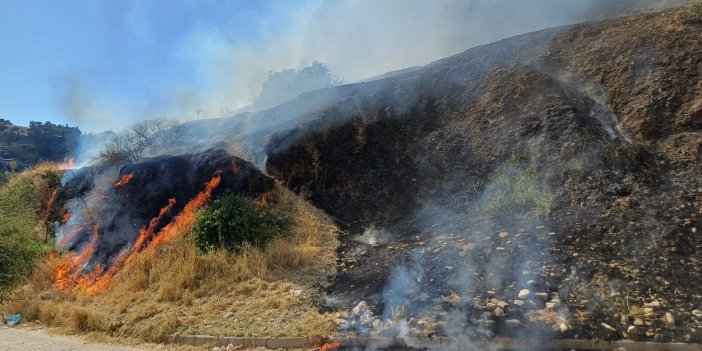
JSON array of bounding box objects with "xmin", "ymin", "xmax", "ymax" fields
[
  {"xmin": 1, "ymin": 0, "xmax": 672, "ymax": 131},
  {"xmin": 0, "ymin": 0, "xmax": 320, "ymax": 128}
]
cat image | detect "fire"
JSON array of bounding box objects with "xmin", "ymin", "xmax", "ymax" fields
[
  {"xmin": 257, "ymin": 190, "xmax": 273, "ymax": 207},
  {"xmin": 316, "ymin": 340, "xmax": 341, "ymax": 351},
  {"xmin": 61, "ymin": 211, "xmax": 72, "ymax": 223},
  {"xmin": 54, "ymin": 172, "xmax": 223, "ymax": 295},
  {"xmin": 114, "ymin": 173, "xmax": 134, "ymax": 187},
  {"xmin": 57, "ymin": 157, "xmax": 75, "ymax": 170}
]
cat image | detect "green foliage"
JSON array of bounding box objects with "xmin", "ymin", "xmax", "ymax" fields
[
  {"xmin": 486, "ymin": 157, "xmax": 555, "ymax": 218},
  {"xmin": 681, "ymin": 1, "xmax": 702, "ymax": 24},
  {"xmin": 191, "ymin": 194, "xmax": 291, "ymax": 253},
  {"xmin": 0, "ymin": 173, "xmax": 52, "ymax": 301},
  {"xmin": 596, "ymin": 142, "xmax": 647, "ymax": 171}
]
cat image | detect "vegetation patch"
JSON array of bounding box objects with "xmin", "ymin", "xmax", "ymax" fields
[
  {"xmin": 680, "ymin": 1, "xmax": 702, "ymax": 24},
  {"xmin": 0, "ymin": 166, "xmax": 57, "ymax": 301},
  {"xmin": 191, "ymin": 194, "xmax": 291, "ymax": 253},
  {"xmin": 484, "ymin": 157, "xmax": 555, "ymax": 218},
  {"xmin": 2, "ymin": 181, "xmax": 338, "ymax": 341}
]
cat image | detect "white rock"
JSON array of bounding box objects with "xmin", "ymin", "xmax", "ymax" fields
[
  {"xmin": 545, "ymin": 302, "xmax": 556, "ymax": 310},
  {"xmin": 627, "ymin": 325, "xmax": 637, "ymax": 334},
  {"xmin": 497, "ymin": 301, "xmax": 509, "ymax": 309},
  {"xmin": 494, "ymin": 307, "xmax": 505, "ymax": 317},
  {"xmin": 559, "ymin": 323, "xmax": 569, "ymax": 333},
  {"xmin": 665, "ymin": 312, "xmax": 675, "ymax": 326},
  {"xmin": 513, "ymin": 299, "xmax": 525, "ymax": 307},
  {"xmin": 517, "ymin": 289, "xmax": 531, "ymax": 299},
  {"xmin": 505, "ymin": 319, "xmax": 521, "ymax": 327},
  {"xmin": 352, "ymin": 301, "xmax": 368, "ymax": 316},
  {"xmin": 692, "ymin": 310, "xmax": 702, "ymax": 318},
  {"xmin": 534, "ymin": 292, "xmax": 548, "ymax": 300},
  {"xmin": 633, "ymin": 317, "xmax": 644, "ymax": 326}
]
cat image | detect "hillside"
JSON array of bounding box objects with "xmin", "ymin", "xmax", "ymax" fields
[
  {"xmin": 253, "ymin": 5, "xmax": 701, "ymax": 343},
  {"xmin": 0, "ymin": 119, "xmax": 81, "ymax": 174},
  {"xmin": 2, "ymin": 3, "xmax": 701, "ymax": 349}
]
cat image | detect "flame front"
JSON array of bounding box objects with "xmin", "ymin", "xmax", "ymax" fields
[
  {"xmin": 114, "ymin": 173, "xmax": 134, "ymax": 187},
  {"xmin": 54, "ymin": 173, "xmax": 223, "ymax": 295}
]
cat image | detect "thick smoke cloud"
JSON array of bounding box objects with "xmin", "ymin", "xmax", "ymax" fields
[{"xmin": 58, "ymin": 0, "xmax": 688, "ymax": 134}]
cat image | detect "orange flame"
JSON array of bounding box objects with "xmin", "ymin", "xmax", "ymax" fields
[
  {"xmin": 257, "ymin": 190, "xmax": 273, "ymax": 207},
  {"xmin": 114, "ymin": 173, "xmax": 134, "ymax": 187},
  {"xmin": 317, "ymin": 341, "xmax": 341, "ymax": 351},
  {"xmin": 58, "ymin": 157, "xmax": 75, "ymax": 170},
  {"xmin": 54, "ymin": 173, "xmax": 223, "ymax": 295},
  {"xmin": 61, "ymin": 211, "xmax": 72, "ymax": 223}
]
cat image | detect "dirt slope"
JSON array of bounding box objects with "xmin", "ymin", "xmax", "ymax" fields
[{"xmin": 259, "ymin": 6, "xmax": 702, "ymax": 342}]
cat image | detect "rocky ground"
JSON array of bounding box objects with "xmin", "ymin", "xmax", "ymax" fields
[{"xmin": 257, "ymin": 4, "xmax": 702, "ymax": 344}]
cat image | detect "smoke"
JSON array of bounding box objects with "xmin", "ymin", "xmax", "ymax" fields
[{"xmin": 56, "ymin": 0, "xmax": 688, "ymax": 135}]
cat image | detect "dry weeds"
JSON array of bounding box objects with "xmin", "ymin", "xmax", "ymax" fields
[{"xmin": 2, "ymin": 181, "xmax": 339, "ymax": 342}]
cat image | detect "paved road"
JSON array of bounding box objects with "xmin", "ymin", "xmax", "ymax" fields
[{"xmin": 0, "ymin": 326, "xmax": 147, "ymax": 351}]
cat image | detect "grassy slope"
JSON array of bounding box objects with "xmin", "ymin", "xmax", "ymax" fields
[{"xmin": 2, "ymin": 169, "xmax": 339, "ymax": 342}]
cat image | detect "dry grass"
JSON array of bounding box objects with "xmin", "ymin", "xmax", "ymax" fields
[{"xmin": 2, "ymin": 181, "xmax": 340, "ymax": 342}]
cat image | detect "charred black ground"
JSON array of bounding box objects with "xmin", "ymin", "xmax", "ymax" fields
[
  {"xmin": 55, "ymin": 148, "xmax": 273, "ymax": 271},
  {"xmin": 257, "ymin": 8, "xmax": 702, "ymax": 343}
]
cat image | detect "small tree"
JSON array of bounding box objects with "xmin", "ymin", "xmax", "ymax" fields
[
  {"xmin": 191, "ymin": 194, "xmax": 291, "ymax": 253},
  {"xmin": 95, "ymin": 118, "xmax": 185, "ymax": 165}
]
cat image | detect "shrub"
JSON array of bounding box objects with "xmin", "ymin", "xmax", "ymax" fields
[
  {"xmin": 191, "ymin": 194, "xmax": 291, "ymax": 253},
  {"xmin": 485, "ymin": 157, "xmax": 555, "ymax": 218},
  {"xmin": 680, "ymin": 1, "xmax": 702, "ymax": 24},
  {"xmin": 0, "ymin": 171, "xmax": 53, "ymax": 301}
]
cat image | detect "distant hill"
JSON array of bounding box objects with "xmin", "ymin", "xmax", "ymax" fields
[{"xmin": 0, "ymin": 119, "xmax": 81, "ymax": 173}]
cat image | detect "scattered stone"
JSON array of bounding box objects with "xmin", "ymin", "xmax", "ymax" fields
[
  {"xmin": 645, "ymin": 300, "xmax": 661, "ymax": 308},
  {"xmin": 352, "ymin": 301, "xmax": 368, "ymax": 316},
  {"xmin": 494, "ymin": 307, "xmax": 505, "ymax": 317},
  {"xmin": 497, "ymin": 301, "xmax": 509, "ymax": 309},
  {"xmin": 513, "ymin": 299, "xmax": 525, "ymax": 307},
  {"xmin": 559, "ymin": 323, "xmax": 569, "ymax": 333},
  {"xmin": 481, "ymin": 312, "xmax": 495, "ymax": 320},
  {"xmin": 601, "ymin": 323, "xmax": 617, "ymax": 332},
  {"xmin": 534, "ymin": 292, "xmax": 548, "ymax": 300},
  {"xmin": 499, "ymin": 231, "xmax": 509, "ymax": 238},
  {"xmin": 692, "ymin": 310, "xmax": 702, "ymax": 318},
  {"xmin": 526, "ymin": 279, "xmax": 537, "ymax": 286},
  {"xmin": 665, "ymin": 312, "xmax": 675, "ymax": 326},
  {"xmin": 634, "ymin": 317, "xmax": 645, "ymax": 326},
  {"xmin": 627, "ymin": 325, "xmax": 637, "ymax": 334},
  {"xmin": 545, "ymin": 302, "xmax": 557, "ymax": 310},
  {"xmin": 496, "ymin": 247, "xmax": 505, "ymax": 251},
  {"xmin": 517, "ymin": 289, "xmax": 531, "ymax": 299},
  {"xmin": 505, "ymin": 319, "xmax": 521, "ymax": 328}
]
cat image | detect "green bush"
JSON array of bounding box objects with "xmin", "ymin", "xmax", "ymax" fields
[
  {"xmin": 681, "ymin": 1, "xmax": 702, "ymax": 24},
  {"xmin": 0, "ymin": 174, "xmax": 52, "ymax": 301},
  {"xmin": 191, "ymin": 194, "xmax": 291, "ymax": 253},
  {"xmin": 486, "ymin": 158, "xmax": 555, "ymax": 218}
]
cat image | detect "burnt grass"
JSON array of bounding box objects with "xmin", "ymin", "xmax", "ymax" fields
[
  {"xmin": 55, "ymin": 148, "xmax": 273, "ymax": 271},
  {"xmin": 262, "ymin": 8, "xmax": 702, "ymax": 343}
]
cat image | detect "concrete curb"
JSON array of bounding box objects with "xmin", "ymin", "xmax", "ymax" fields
[{"xmin": 165, "ymin": 335, "xmax": 702, "ymax": 350}]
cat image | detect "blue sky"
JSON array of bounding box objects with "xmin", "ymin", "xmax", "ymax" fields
[{"xmin": 0, "ymin": 0, "xmax": 320, "ymax": 129}]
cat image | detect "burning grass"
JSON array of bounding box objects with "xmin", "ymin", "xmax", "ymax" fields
[{"xmin": 3, "ymin": 181, "xmax": 339, "ymax": 342}]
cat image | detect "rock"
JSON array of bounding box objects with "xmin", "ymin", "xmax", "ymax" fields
[
  {"xmin": 550, "ymin": 298, "xmax": 561, "ymax": 307},
  {"xmin": 559, "ymin": 323, "xmax": 569, "ymax": 333},
  {"xmin": 601, "ymin": 323, "xmax": 617, "ymax": 332},
  {"xmin": 352, "ymin": 301, "xmax": 368, "ymax": 316},
  {"xmin": 665, "ymin": 312, "xmax": 675, "ymax": 326},
  {"xmin": 644, "ymin": 300, "xmax": 661, "ymax": 308},
  {"xmin": 494, "ymin": 307, "xmax": 505, "ymax": 317},
  {"xmin": 481, "ymin": 312, "xmax": 495, "ymax": 320},
  {"xmin": 692, "ymin": 310, "xmax": 702, "ymax": 318},
  {"xmin": 527, "ymin": 279, "xmax": 537, "ymax": 286},
  {"xmin": 534, "ymin": 292, "xmax": 548, "ymax": 300},
  {"xmin": 513, "ymin": 299, "xmax": 525, "ymax": 307},
  {"xmin": 545, "ymin": 302, "xmax": 557, "ymax": 310},
  {"xmin": 505, "ymin": 319, "xmax": 521, "ymax": 328},
  {"xmin": 634, "ymin": 317, "xmax": 645, "ymax": 326},
  {"xmin": 499, "ymin": 231, "xmax": 509, "ymax": 238},
  {"xmin": 497, "ymin": 301, "xmax": 509, "ymax": 309},
  {"xmin": 627, "ymin": 325, "xmax": 637, "ymax": 334},
  {"xmin": 517, "ymin": 289, "xmax": 531, "ymax": 299}
]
